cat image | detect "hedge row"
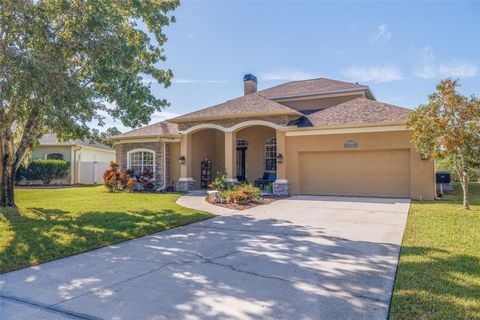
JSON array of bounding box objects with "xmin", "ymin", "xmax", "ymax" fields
[{"xmin": 16, "ymin": 159, "xmax": 70, "ymax": 185}]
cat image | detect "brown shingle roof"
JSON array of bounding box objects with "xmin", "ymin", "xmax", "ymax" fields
[
  {"xmin": 110, "ymin": 121, "xmax": 179, "ymax": 139},
  {"xmin": 257, "ymin": 78, "xmax": 370, "ymax": 99},
  {"xmin": 306, "ymin": 97, "xmax": 411, "ymax": 127},
  {"xmin": 170, "ymin": 93, "xmax": 301, "ymax": 122}
]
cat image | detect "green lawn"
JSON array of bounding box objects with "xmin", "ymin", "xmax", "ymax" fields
[
  {"xmin": 0, "ymin": 186, "xmax": 212, "ymax": 274},
  {"xmin": 390, "ymin": 183, "xmax": 480, "ymax": 319}
]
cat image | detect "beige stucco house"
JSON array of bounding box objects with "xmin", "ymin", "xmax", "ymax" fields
[
  {"xmin": 111, "ymin": 75, "xmax": 435, "ymax": 200},
  {"xmin": 32, "ymin": 134, "xmax": 116, "ymax": 185}
]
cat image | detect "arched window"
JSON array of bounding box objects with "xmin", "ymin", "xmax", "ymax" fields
[
  {"xmin": 46, "ymin": 152, "xmax": 64, "ymax": 160},
  {"xmin": 264, "ymin": 138, "xmax": 277, "ymax": 172},
  {"xmin": 127, "ymin": 149, "xmax": 155, "ymax": 179}
]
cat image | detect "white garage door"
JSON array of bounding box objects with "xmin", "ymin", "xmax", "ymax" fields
[{"xmin": 299, "ymin": 149, "xmax": 410, "ymax": 198}]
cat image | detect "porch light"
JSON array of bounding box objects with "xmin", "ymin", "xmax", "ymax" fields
[
  {"xmin": 277, "ymin": 153, "xmax": 284, "ymax": 163},
  {"xmin": 178, "ymin": 156, "xmax": 186, "ymax": 164},
  {"xmin": 420, "ymin": 153, "xmax": 429, "ymax": 160}
]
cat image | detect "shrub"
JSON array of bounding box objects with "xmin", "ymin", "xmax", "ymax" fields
[
  {"xmin": 15, "ymin": 164, "xmax": 28, "ymax": 185},
  {"xmin": 27, "ymin": 159, "xmax": 70, "ymax": 185},
  {"xmin": 103, "ymin": 161, "xmax": 135, "ymax": 192},
  {"xmin": 209, "ymin": 170, "xmax": 229, "ymax": 191},
  {"xmin": 221, "ymin": 183, "xmax": 261, "ymax": 204},
  {"xmin": 139, "ymin": 169, "xmax": 154, "ymax": 191}
]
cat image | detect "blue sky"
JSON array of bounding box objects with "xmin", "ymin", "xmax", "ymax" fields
[{"xmin": 105, "ymin": 1, "xmax": 480, "ymax": 131}]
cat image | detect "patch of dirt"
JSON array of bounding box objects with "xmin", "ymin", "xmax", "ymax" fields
[{"xmin": 210, "ymin": 195, "xmax": 289, "ymax": 211}]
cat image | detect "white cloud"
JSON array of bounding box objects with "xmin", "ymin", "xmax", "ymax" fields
[
  {"xmin": 342, "ymin": 64, "xmax": 403, "ymax": 83},
  {"xmin": 413, "ymin": 65, "xmax": 437, "ymax": 79},
  {"xmin": 412, "ymin": 46, "xmax": 436, "ymax": 79},
  {"xmin": 172, "ymin": 78, "xmax": 226, "ymax": 84},
  {"xmin": 330, "ymin": 48, "xmax": 344, "ymax": 55},
  {"xmin": 439, "ymin": 61, "xmax": 478, "ymax": 78},
  {"xmin": 371, "ymin": 24, "xmax": 391, "ymax": 45},
  {"xmin": 259, "ymin": 69, "xmax": 318, "ymax": 81},
  {"xmin": 411, "ymin": 48, "xmax": 478, "ymax": 79}
]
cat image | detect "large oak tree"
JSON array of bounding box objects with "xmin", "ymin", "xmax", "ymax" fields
[
  {"xmin": 0, "ymin": 0, "xmax": 179, "ymax": 207},
  {"xmin": 407, "ymin": 79, "xmax": 480, "ymax": 209}
]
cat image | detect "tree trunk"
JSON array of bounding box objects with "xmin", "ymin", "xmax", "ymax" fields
[
  {"xmin": 0, "ymin": 136, "xmax": 16, "ymax": 208},
  {"xmin": 6, "ymin": 165, "xmax": 15, "ymax": 207},
  {"xmin": 0, "ymin": 147, "xmax": 8, "ymax": 207},
  {"xmin": 461, "ymin": 171, "xmax": 470, "ymax": 210}
]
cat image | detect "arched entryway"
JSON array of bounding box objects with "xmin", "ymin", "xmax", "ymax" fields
[
  {"xmin": 176, "ymin": 120, "xmax": 283, "ymax": 192},
  {"xmin": 234, "ymin": 125, "xmax": 277, "ymax": 184},
  {"xmin": 190, "ymin": 128, "xmax": 225, "ymax": 189}
]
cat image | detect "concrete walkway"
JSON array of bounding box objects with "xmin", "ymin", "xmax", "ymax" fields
[
  {"xmin": 0, "ymin": 195, "xmax": 410, "ymax": 320},
  {"xmin": 176, "ymin": 190, "xmax": 237, "ymax": 215}
]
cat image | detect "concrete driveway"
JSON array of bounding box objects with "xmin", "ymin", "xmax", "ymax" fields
[{"xmin": 0, "ymin": 196, "xmax": 410, "ymax": 320}]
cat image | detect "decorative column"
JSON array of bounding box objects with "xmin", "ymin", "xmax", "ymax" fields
[
  {"xmin": 224, "ymin": 131, "xmax": 239, "ymax": 186},
  {"xmin": 176, "ymin": 133, "xmax": 196, "ymax": 192},
  {"xmin": 273, "ymin": 129, "xmax": 289, "ymax": 196}
]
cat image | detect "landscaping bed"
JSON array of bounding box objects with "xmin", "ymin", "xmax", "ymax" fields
[{"xmin": 208, "ymin": 194, "xmax": 288, "ymax": 210}]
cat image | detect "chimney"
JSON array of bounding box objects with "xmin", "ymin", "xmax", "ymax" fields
[{"xmin": 243, "ymin": 74, "xmax": 257, "ymax": 95}]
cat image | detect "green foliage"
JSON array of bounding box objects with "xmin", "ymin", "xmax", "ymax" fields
[
  {"xmin": 390, "ymin": 183, "xmax": 480, "ymax": 319},
  {"xmin": 26, "ymin": 160, "xmax": 70, "ymax": 185},
  {"xmin": 209, "ymin": 170, "xmax": 229, "ymax": 191},
  {"xmin": 436, "ymin": 157, "xmax": 480, "ymax": 183},
  {"xmin": 0, "ymin": 0, "xmax": 179, "ymax": 206},
  {"xmin": 0, "ymin": 186, "xmax": 212, "ymax": 273},
  {"xmin": 407, "ymin": 79, "xmax": 480, "ymax": 208},
  {"xmin": 103, "ymin": 161, "xmax": 135, "ymax": 192},
  {"xmin": 14, "ymin": 165, "xmax": 27, "ymax": 182},
  {"xmin": 264, "ymin": 183, "xmax": 273, "ymax": 194},
  {"xmin": 220, "ymin": 183, "xmax": 261, "ymax": 204},
  {"xmin": 91, "ymin": 127, "xmax": 122, "ymax": 147}
]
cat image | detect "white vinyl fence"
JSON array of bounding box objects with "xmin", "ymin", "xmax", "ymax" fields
[{"xmin": 78, "ymin": 161, "xmax": 110, "ymax": 185}]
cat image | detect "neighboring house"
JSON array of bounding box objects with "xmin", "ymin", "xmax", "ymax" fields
[
  {"xmin": 110, "ymin": 74, "xmax": 435, "ymax": 200},
  {"xmin": 32, "ymin": 134, "xmax": 116, "ymax": 185}
]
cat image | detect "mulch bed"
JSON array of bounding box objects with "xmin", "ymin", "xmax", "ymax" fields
[{"xmin": 210, "ymin": 195, "xmax": 289, "ymax": 211}]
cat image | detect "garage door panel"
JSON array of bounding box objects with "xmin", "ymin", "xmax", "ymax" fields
[{"xmin": 300, "ymin": 150, "xmax": 410, "ymax": 198}]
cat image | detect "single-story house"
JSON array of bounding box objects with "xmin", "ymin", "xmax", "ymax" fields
[
  {"xmin": 31, "ymin": 134, "xmax": 116, "ymax": 185},
  {"xmin": 110, "ymin": 74, "xmax": 435, "ymax": 200}
]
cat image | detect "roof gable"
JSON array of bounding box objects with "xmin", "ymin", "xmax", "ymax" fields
[
  {"xmin": 110, "ymin": 121, "xmax": 179, "ymax": 139},
  {"xmin": 170, "ymin": 93, "xmax": 301, "ymax": 122},
  {"xmin": 306, "ymin": 97, "xmax": 411, "ymax": 127}
]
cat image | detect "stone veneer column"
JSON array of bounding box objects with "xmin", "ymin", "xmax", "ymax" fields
[
  {"xmin": 176, "ymin": 133, "xmax": 195, "ymax": 192},
  {"xmin": 273, "ymin": 129, "xmax": 289, "ymax": 196},
  {"xmin": 224, "ymin": 131, "xmax": 239, "ymax": 185}
]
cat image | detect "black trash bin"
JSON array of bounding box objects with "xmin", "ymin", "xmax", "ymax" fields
[{"xmin": 436, "ymin": 171, "xmax": 451, "ymax": 184}]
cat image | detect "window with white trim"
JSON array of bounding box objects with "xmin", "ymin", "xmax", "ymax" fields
[
  {"xmin": 264, "ymin": 138, "xmax": 277, "ymax": 172},
  {"xmin": 236, "ymin": 140, "xmax": 248, "ymax": 148},
  {"xmin": 128, "ymin": 150, "xmax": 155, "ymax": 179},
  {"xmin": 46, "ymin": 152, "xmax": 64, "ymax": 160}
]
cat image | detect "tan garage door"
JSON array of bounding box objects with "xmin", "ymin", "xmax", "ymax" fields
[{"xmin": 300, "ymin": 149, "xmax": 410, "ymax": 198}]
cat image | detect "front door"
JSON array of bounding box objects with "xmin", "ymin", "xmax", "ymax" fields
[{"xmin": 236, "ymin": 147, "xmax": 247, "ymax": 182}]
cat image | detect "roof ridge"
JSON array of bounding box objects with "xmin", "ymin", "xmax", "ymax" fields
[
  {"xmin": 170, "ymin": 93, "xmax": 301, "ymax": 122},
  {"xmin": 258, "ymin": 77, "xmax": 367, "ymax": 91}
]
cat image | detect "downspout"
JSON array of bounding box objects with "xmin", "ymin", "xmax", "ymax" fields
[
  {"xmin": 162, "ymin": 142, "xmax": 167, "ymax": 190},
  {"xmin": 72, "ymin": 146, "xmax": 81, "ymax": 184}
]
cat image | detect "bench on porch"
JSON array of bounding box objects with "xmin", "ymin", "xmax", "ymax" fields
[{"xmin": 254, "ymin": 172, "xmax": 276, "ymax": 190}]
